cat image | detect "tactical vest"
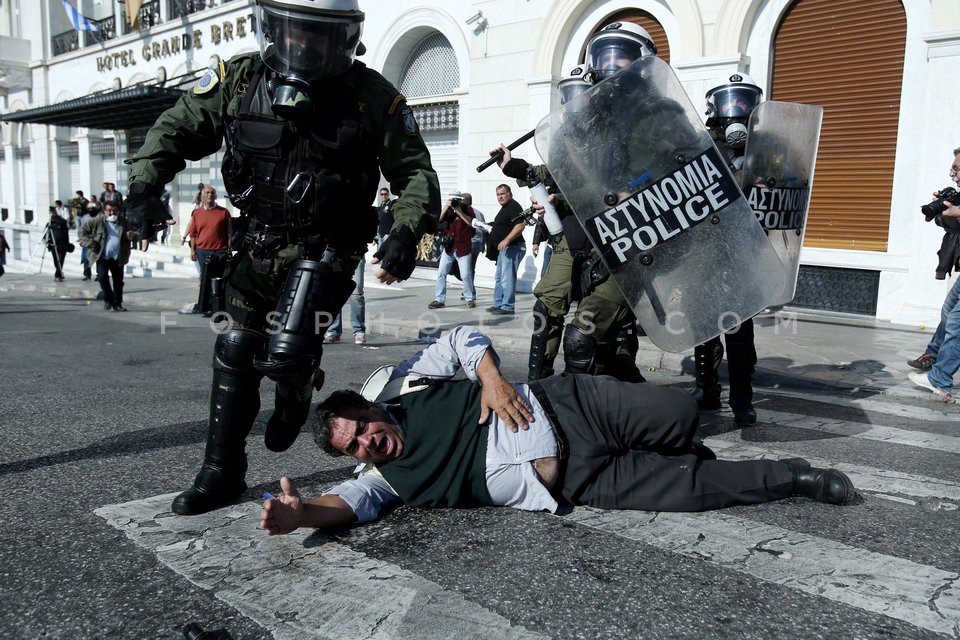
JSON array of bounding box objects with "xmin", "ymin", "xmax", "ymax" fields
[{"xmin": 222, "ymin": 64, "xmax": 379, "ymax": 243}]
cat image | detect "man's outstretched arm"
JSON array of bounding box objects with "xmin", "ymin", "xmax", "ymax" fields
[{"xmin": 260, "ymin": 476, "xmax": 356, "ymax": 535}]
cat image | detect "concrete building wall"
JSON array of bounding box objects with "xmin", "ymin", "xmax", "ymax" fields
[{"xmin": 0, "ymin": 0, "xmax": 957, "ymax": 326}]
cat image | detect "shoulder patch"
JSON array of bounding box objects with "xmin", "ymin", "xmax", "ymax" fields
[
  {"xmin": 401, "ymin": 106, "xmax": 419, "ymax": 136},
  {"xmin": 193, "ymin": 68, "xmax": 220, "ymax": 95},
  {"xmin": 387, "ymin": 94, "xmax": 405, "ymax": 115}
]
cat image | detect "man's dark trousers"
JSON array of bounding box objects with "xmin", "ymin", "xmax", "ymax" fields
[
  {"xmin": 96, "ymin": 257, "xmax": 124, "ymax": 307},
  {"xmin": 536, "ymin": 374, "xmax": 794, "ymax": 511}
]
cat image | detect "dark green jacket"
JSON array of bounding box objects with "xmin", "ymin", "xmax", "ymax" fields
[
  {"xmin": 125, "ymin": 53, "xmax": 439, "ymax": 239},
  {"xmin": 378, "ymin": 380, "xmax": 492, "ymax": 508}
]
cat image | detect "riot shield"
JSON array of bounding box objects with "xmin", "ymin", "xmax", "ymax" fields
[
  {"xmin": 741, "ymin": 101, "xmax": 823, "ymax": 307},
  {"xmin": 535, "ymin": 56, "xmax": 787, "ymax": 352}
]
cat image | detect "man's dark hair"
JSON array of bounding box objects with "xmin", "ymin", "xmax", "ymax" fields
[
  {"xmin": 496, "ymin": 184, "xmax": 512, "ymax": 195},
  {"xmin": 314, "ymin": 389, "xmax": 373, "ymax": 456}
]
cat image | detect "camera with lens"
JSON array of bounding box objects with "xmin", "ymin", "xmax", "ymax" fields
[
  {"xmin": 450, "ymin": 197, "xmax": 463, "ymax": 209},
  {"xmin": 920, "ymin": 186, "xmax": 960, "ymax": 221}
]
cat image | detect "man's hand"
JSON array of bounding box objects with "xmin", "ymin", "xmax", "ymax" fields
[
  {"xmin": 260, "ymin": 476, "xmax": 304, "ymax": 536},
  {"xmin": 372, "ymin": 225, "xmax": 418, "ymax": 284},
  {"xmin": 126, "ymin": 183, "xmax": 172, "ymax": 252},
  {"xmin": 479, "ymin": 375, "xmax": 533, "ymax": 432},
  {"xmin": 491, "ymin": 143, "xmax": 512, "ymax": 168}
]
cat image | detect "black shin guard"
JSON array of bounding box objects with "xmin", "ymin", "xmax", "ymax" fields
[
  {"xmin": 528, "ymin": 300, "xmax": 562, "ymax": 381},
  {"xmin": 258, "ymin": 259, "xmax": 355, "ymax": 381},
  {"xmin": 693, "ymin": 338, "xmax": 724, "ymax": 410},
  {"xmin": 172, "ymin": 329, "xmax": 264, "ymax": 516}
]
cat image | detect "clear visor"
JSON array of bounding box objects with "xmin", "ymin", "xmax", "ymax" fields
[
  {"xmin": 708, "ymin": 86, "xmax": 762, "ymax": 119},
  {"xmin": 257, "ymin": 5, "xmax": 362, "ymax": 82},
  {"xmin": 558, "ymin": 78, "xmax": 590, "ymax": 106},
  {"xmin": 588, "ymin": 36, "xmax": 653, "ymax": 79}
]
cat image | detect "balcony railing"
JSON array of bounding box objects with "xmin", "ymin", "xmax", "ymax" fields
[
  {"xmin": 83, "ymin": 15, "xmax": 117, "ymax": 47},
  {"xmin": 51, "ymin": 0, "xmax": 239, "ymax": 57},
  {"xmin": 51, "ymin": 30, "xmax": 79, "ymax": 56},
  {"xmin": 169, "ymin": 0, "xmax": 212, "ymax": 19},
  {"xmin": 121, "ymin": 0, "xmax": 161, "ymax": 35}
]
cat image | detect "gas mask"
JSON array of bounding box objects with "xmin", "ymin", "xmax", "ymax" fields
[{"xmin": 269, "ymin": 75, "xmax": 313, "ymax": 118}]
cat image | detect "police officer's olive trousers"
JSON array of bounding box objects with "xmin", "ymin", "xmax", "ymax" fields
[
  {"xmin": 540, "ymin": 374, "xmax": 793, "ymax": 511},
  {"xmin": 532, "ymin": 235, "xmax": 636, "ymax": 378}
]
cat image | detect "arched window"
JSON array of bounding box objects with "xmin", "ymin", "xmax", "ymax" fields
[
  {"xmin": 586, "ymin": 10, "xmax": 670, "ymax": 65},
  {"xmin": 399, "ymin": 33, "xmax": 460, "ymax": 99}
]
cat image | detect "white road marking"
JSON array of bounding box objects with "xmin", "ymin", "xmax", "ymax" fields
[
  {"xmin": 95, "ymin": 494, "xmax": 547, "ymax": 640},
  {"xmin": 705, "ymin": 438, "xmax": 960, "ymax": 502},
  {"xmin": 755, "ymin": 387, "xmax": 955, "ymax": 422},
  {"xmin": 561, "ymin": 508, "xmax": 960, "ymax": 638},
  {"xmin": 751, "ymin": 408, "xmax": 960, "ymax": 454}
]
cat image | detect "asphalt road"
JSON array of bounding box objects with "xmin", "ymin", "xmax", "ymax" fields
[{"xmin": 0, "ymin": 291, "xmax": 957, "ymax": 639}]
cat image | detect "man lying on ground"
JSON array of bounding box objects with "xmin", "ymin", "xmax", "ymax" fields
[{"xmin": 260, "ymin": 326, "xmax": 854, "ymax": 534}]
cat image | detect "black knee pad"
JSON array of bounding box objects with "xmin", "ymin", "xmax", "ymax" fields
[
  {"xmin": 563, "ymin": 324, "xmax": 596, "ymax": 374},
  {"xmin": 267, "ymin": 259, "xmax": 355, "ymax": 361},
  {"xmin": 214, "ymin": 328, "xmax": 266, "ymax": 376}
]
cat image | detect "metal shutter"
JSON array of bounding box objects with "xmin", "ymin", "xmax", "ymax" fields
[
  {"xmin": 421, "ymin": 129, "xmax": 459, "ymax": 199},
  {"xmin": 771, "ymin": 0, "xmax": 905, "ymax": 251}
]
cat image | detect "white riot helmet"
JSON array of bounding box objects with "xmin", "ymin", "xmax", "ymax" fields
[
  {"xmin": 704, "ymin": 73, "xmax": 763, "ymax": 148},
  {"xmin": 558, "ymin": 65, "xmax": 591, "ymax": 107},
  {"xmin": 256, "ymin": 0, "xmax": 364, "ymax": 84},
  {"xmin": 586, "ymin": 22, "xmax": 658, "ymax": 81}
]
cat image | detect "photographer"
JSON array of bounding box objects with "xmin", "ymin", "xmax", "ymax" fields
[
  {"xmin": 907, "ymin": 149, "xmax": 960, "ymax": 403},
  {"xmin": 428, "ymin": 191, "xmax": 477, "ymax": 309}
]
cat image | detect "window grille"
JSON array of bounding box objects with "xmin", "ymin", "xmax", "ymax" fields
[{"xmin": 399, "ymin": 33, "xmax": 459, "ymax": 98}]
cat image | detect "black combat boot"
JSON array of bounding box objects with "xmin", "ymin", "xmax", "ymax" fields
[
  {"xmin": 172, "ymin": 330, "xmax": 263, "ymax": 516},
  {"xmin": 692, "ymin": 339, "xmax": 723, "ymax": 410},
  {"xmin": 782, "ymin": 458, "xmax": 855, "ymax": 505},
  {"xmin": 599, "ymin": 324, "xmax": 646, "ymax": 383},
  {"xmin": 726, "ymin": 320, "xmax": 757, "ymax": 426}
]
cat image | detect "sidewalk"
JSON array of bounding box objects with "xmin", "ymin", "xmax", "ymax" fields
[{"xmin": 0, "ymin": 267, "xmax": 946, "ymax": 405}]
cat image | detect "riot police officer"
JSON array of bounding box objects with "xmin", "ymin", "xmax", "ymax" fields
[
  {"xmin": 125, "ymin": 0, "xmax": 440, "ymax": 516},
  {"xmin": 495, "ymin": 22, "xmax": 658, "ymax": 382},
  {"xmin": 692, "ymin": 73, "xmax": 765, "ymax": 425}
]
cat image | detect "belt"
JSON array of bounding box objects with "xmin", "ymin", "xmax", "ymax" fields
[{"xmin": 528, "ymin": 380, "xmax": 568, "ymax": 460}]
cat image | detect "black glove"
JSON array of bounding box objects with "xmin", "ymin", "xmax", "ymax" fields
[
  {"xmin": 372, "ymin": 225, "xmax": 418, "ymax": 280},
  {"xmin": 125, "ymin": 182, "xmax": 172, "ymax": 237}
]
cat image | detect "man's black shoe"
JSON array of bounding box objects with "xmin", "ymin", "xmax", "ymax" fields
[
  {"xmin": 733, "ymin": 406, "xmax": 757, "ymax": 426},
  {"xmin": 688, "ymin": 440, "xmax": 717, "ymax": 460},
  {"xmin": 790, "ymin": 465, "xmax": 855, "ymax": 505},
  {"xmin": 171, "ymin": 467, "xmax": 247, "ymax": 516},
  {"xmin": 486, "ymin": 305, "xmax": 500, "ymax": 312},
  {"xmin": 103, "ymin": 302, "xmax": 113, "ymax": 311},
  {"xmin": 490, "ymin": 308, "xmax": 514, "ymax": 315},
  {"xmin": 113, "ymin": 305, "xmax": 128, "ymax": 312}
]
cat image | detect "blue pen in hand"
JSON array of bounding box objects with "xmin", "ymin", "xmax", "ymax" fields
[{"xmin": 261, "ymin": 492, "xmax": 276, "ymax": 500}]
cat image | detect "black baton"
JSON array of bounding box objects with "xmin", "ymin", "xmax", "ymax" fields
[{"xmin": 477, "ymin": 129, "xmax": 536, "ymax": 173}]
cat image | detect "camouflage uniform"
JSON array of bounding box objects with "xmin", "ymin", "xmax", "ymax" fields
[
  {"xmin": 126, "ymin": 52, "xmax": 439, "ymax": 515},
  {"xmin": 501, "ymin": 160, "xmax": 643, "ymax": 382}
]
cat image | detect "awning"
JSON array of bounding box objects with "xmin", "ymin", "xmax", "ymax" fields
[{"xmin": 1, "ymin": 84, "xmax": 185, "ymax": 130}]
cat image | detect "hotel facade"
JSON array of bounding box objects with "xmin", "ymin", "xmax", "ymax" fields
[{"xmin": 1, "ymin": 0, "xmax": 958, "ymax": 325}]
